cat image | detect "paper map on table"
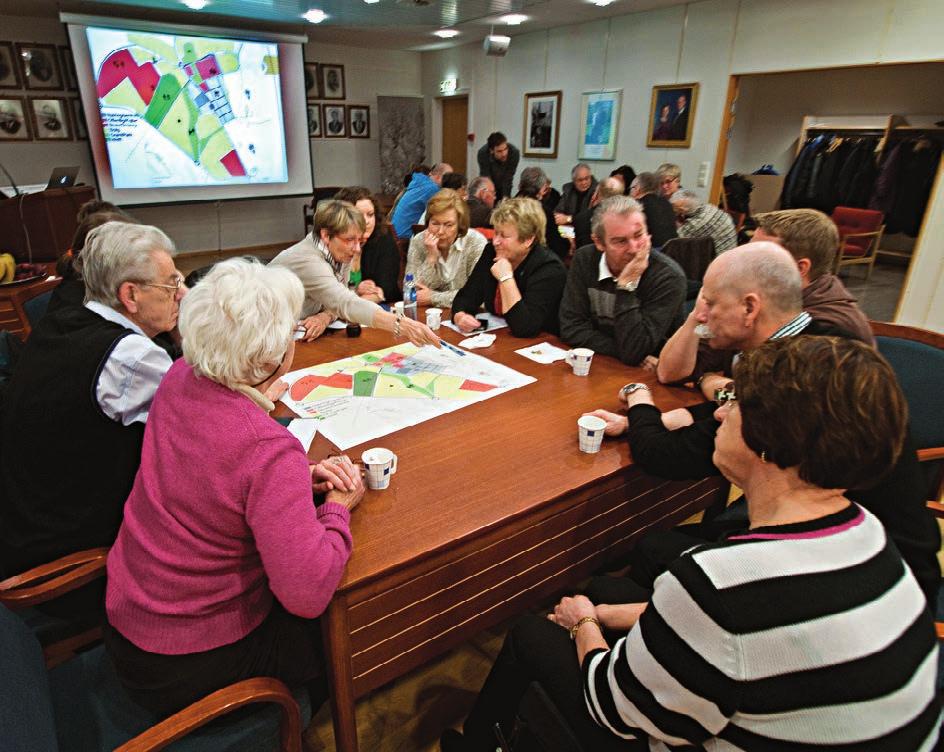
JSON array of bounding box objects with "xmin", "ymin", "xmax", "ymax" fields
[{"xmin": 280, "ymin": 342, "xmax": 535, "ymax": 449}]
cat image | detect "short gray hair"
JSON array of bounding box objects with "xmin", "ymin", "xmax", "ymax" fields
[
  {"xmin": 78, "ymin": 221, "xmax": 176, "ymax": 308},
  {"xmin": 591, "ymin": 195, "xmax": 644, "ymax": 240},
  {"xmin": 656, "ymin": 163, "xmax": 681, "ymax": 181},
  {"xmin": 632, "ymin": 172, "xmax": 660, "ymax": 195},
  {"xmin": 670, "ymin": 189, "xmax": 703, "ymax": 212},
  {"xmin": 572, "ymin": 163, "xmax": 591, "ymax": 178},
  {"xmin": 468, "ymin": 176, "xmax": 493, "ymax": 196},
  {"xmin": 717, "ymin": 242, "xmax": 802, "ymax": 316},
  {"xmin": 517, "ymin": 166, "xmax": 548, "ymax": 198},
  {"xmin": 179, "ymin": 257, "xmax": 304, "ymax": 389}
]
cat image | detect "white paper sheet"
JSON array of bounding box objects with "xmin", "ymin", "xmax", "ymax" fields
[
  {"xmin": 515, "ymin": 342, "xmax": 570, "ymax": 364},
  {"xmin": 286, "ymin": 419, "xmax": 318, "ymax": 452},
  {"xmin": 442, "ymin": 312, "xmax": 508, "ymax": 335}
]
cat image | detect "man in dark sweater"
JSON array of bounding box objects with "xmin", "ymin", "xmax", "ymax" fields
[
  {"xmin": 559, "ymin": 196, "xmax": 685, "ymax": 366},
  {"xmin": 466, "ymin": 176, "xmax": 496, "ymax": 228},
  {"xmin": 553, "ymin": 163, "xmax": 597, "ymax": 226},
  {"xmin": 0, "ymin": 221, "xmax": 185, "ymax": 577},
  {"xmin": 476, "ymin": 132, "xmax": 519, "ymax": 201},
  {"xmin": 629, "ymin": 172, "xmax": 677, "ymax": 247},
  {"xmin": 585, "ymin": 243, "xmax": 940, "ymax": 606}
]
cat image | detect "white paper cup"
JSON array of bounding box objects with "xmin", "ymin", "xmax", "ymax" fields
[
  {"xmin": 566, "ymin": 348, "xmax": 594, "ymax": 376},
  {"xmin": 577, "ymin": 415, "xmax": 606, "ymax": 454},
  {"xmin": 426, "ymin": 307, "xmax": 442, "ymax": 330},
  {"xmin": 361, "ymin": 447, "xmax": 398, "ymax": 490},
  {"xmin": 393, "ymin": 301, "xmax": 404, "ymax": 317}
]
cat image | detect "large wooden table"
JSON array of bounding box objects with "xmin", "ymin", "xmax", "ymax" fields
[{"xmin": 279, "ymin": 320, "xmax": 727, "ymax": 751}]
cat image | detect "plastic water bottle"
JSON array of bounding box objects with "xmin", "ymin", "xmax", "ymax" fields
[{"xmin": 403, "ymin": 273, "xmax": 418, "ymax": 320}]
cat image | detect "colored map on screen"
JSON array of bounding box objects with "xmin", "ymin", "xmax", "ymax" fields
[{"xmin": 86, "ymin": 27, "xmax": 288, "ymax": 188}]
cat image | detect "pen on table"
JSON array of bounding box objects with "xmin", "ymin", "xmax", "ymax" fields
[{"xmin": 439, "ymin": 339, "xmax": 466, "ymax": 357}]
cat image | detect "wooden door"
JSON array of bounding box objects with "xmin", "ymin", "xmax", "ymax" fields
[{"xmin": 441, "ymin": 96, "xmax": 468, "ymax": 175}]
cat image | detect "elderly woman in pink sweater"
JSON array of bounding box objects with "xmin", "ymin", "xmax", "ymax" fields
[{"xmin": 104, "ymin": 257, "xmax": 364, "ymax": 715}]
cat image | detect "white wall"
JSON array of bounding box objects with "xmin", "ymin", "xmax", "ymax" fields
[
  {"xmin": 421, "ymin": 0, "xmax": 944, "ymax": 330},
  {"xmin": 0, "ymin": 16, "xmax": 423, "ymax": 252}
]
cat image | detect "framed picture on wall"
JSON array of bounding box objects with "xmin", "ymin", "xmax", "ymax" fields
[
  {"xmin": 0, "ymin": 42, "xmax": 23, "ymax": 89},
  {"xmin": 304, "ymin": 62, "xmax": 320, "ymax": 99},
  {"xmin": 320, "ymin": 64, "xmax": 345, "ymax": 100},
  {"xmin": 323, "ymin": 104, "xmax": 346, "ymax": 137},
  {"xmin": 307, "ymin": 102, "xmax": 322, "ymax": 138},
  {"xmin": 347, "ymin": 105, "xmax": 369, "ymax": 138},
  {"xmin": 0, "ymin": 97, "xmax": 32, "ymax": 141},
  {"xmin": 16, "ymin": 43, "xmax": 62, "ymax": 91},
  {"xmin": 28, "ymin": 96, "xmax": 71, "ymax": 140},
  {"xmin": 522, "ymin": 90, "xmax": 561, "ymax": 158},
  {"xmin": 58, "ymin": 46, "xmax": 78, "ymax": 91},
  {"xmin": 578, "ymin": 89, "xmax": 622, "ymax": 161},
  {"xmin": 70, "ymin": 98, "xmax": 88, "ymax": 140},
  {"xmin": 647, "ymin": 83, "xmax": 698, "ymax": 148}
]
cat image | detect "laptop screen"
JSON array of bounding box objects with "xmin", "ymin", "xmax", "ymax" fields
[{"xmin": 46, "ymin": 166, "xmax": 80, "ymax": 190}]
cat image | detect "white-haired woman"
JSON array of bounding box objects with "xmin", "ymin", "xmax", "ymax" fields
[{"xmin": 104, "ymin": 258, "xmax": 364, "ymax": 716}]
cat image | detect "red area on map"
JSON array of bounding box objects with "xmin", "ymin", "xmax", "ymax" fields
[
  {"xmin": 289, "ymin": 373, "xmax": 353, "ymax": 401},
  {"xmin": 195, "ymin": 54, "xmax": 221, "ymax": 80},
  {"xmin": 96, "ymin": 49, "xmax": 161, "ymax": 104},
  {"xmin": 220, "ymin": 150, "xmax": 246, "ymax": 177},
  {"xmin": 460, "ymin": 379, "xmax": 496, "ymax": 392},
  {"xmin": 379, "ymin": 353, "xmax": 406, "ymax": 367}
]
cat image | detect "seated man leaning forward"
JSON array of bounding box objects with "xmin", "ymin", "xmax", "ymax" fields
[
  {"xmin": 559, "ymin": 195, "xmax": 685, "ymax": 367},
  {"xmin": 104, "ymin": 258, "xmax": 364, "ymax": 716},
  {"xmin": 442, "ymin": 335, "xmax": 941, "ymax": 751},
  {"xmin": 270, "ymin": 199, "xmax": 439, "ymax": 347},
  {"xmin": 585, "ymin": 243, "xmax": 941, "ymax": 606},
  {"xmin": 405, "ymin": 189, "xmax": 487, "ymax": 309},
  {"xmin": 451, "ymin": 197, "xmax": 567, "ymax": 338},
  {"xmin": 0, "ymin": 221, "xmax": 185, "ymax": 575}
]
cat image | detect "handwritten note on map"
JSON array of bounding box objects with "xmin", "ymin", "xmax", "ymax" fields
[{"xmin": 279, "ymin": 343, "xmax": 535, "ymax": 449}]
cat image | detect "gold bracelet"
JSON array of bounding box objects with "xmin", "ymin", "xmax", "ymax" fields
[
  {"xmin": 393, "ymin": 309, "xmax": 403, "ymax": 338},
  {"xmin": 570, "ymin": 616, "xmax": 602, "ymax": 640}
]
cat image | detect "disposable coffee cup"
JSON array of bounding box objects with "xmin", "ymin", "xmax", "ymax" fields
[
  {"xmin": 577, "ymin": 415, "xmax": 606, "ymax": 454},
  {"xmin": 393, "ymin": 301, "xmax": 404, "ymax": 317},
  {"xmin": 426, "ymin": 307, "xmax": 442, "ymax": 330},
  {"xmin": 361, "ymin": 447, "xmax": 398, "ymax": 490},
  {"xmin": 566, "ymin": 347, "xmax": 594, "ymax": 376}
]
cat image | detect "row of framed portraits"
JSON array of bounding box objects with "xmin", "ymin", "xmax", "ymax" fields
[
  {"xmin": 0, "ymin": 41, "xmax": 78, "ymax": 92},
  {"xmin": 307, "ymin": 103, "xmax": 369, "ymax": 140},
  {"xmin": 0, "ymin": 96, "xmax": 87, "ymax": 142},
  {"xmin": 303, "ymin": 62, "xmax": 346, "ymax": 101},
  {"xmin": 521, "ymin": 82, "xmax": 699, "ymax": 161}
]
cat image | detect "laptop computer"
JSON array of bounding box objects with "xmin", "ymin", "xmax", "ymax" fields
[{"xmin": 46, "ymin": 166, "xmax": 80, "ymax": 190}]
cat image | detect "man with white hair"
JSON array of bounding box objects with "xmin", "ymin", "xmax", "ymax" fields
[
  {"xmin": 466, "ymin": 176, "xmax": 496, "ymax": 228},
  {"xmin": 392, "ymin": 161, "xmax": 453, "ymax": 239},
  {"xmin": 670, "ymin": 188, "xmax": 737, "ymax": 253},
  {"xmin": 0, "ymin": 221, "xmax": 185, "ymax": 575}
]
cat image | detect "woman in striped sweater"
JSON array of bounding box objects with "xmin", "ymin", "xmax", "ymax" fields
[{"xmin": 442, "ymin": 336, "xmax": 940, "ymax": 751}]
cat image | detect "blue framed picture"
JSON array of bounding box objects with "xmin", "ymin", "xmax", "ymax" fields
[{"xmin": 578, "ymin": 89, "xmax": 621, "ymax": 161}]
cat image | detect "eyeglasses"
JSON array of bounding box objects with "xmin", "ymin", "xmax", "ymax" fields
[{"xmin": 139, "ymin": 275, "xmax": 184, "ymax": 293}]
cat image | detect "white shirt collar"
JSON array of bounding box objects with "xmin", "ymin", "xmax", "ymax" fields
[
  {"xmin": 598, "ymin": 251, "xmax": 616, "ymax": 282},
  {"xmin": 85, "ymin": 300, "xmax": 147, "ymax": 337}
]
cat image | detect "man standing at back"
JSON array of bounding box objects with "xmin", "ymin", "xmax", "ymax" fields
[
  {"xmin": 392, "ymin": 162, "xmax": 452, "ymax": 239},
  {"xmin": 476, "ymin": 132, "xmax": 519, "ymax": 201}
]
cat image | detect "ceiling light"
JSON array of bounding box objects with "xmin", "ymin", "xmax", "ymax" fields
[
  {"xmin": 591, "ymin": 0, "xmax": 615, "ymax": 5},
  {"xmin": 181, "ymin": 0, "xmax": 207, "ymax": 8},
  {"xmin": 364, "ymin": 0, "xmax": 380, "ymax": 3},
  {"xmin": 302, "ymin": 9, "xmax": 327, "ymax": 23},
  {"xmin": 434, "ymin": 29, "xmax": 459, "ymax": 38},
  {"xmin": 500, "ymin": 14, "xmax": 528, "ymax": 25}
]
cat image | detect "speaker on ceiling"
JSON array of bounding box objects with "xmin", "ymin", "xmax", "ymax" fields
[{"xmin": 483, "ymin": 34, "xmax": 511, "ymax": 57}]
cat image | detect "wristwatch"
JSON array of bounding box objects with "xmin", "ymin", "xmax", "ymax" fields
[
  {"xmin": 617, "ymin": 278, "xmax": 639, "ymax": 292},
  {"xmin": 620, "ymin": 382, "xmax": 650, "ymax": 400}
]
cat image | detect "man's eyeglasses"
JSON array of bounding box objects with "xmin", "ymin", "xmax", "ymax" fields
[{"xmin": 140, "ymin": 275, "xmax": 185, "ymax": 293}]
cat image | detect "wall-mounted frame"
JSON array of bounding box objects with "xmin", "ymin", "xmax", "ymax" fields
[
  {"xmin": 58, "ymin": 46, "xmax": 78, "ymax": 91},
  {"xmin": 320, "ymin": 64, "xmax": 345, "ymax": 100},
  {"xmin": 347, "ymin": 105, "xmax": 369, "ymax": 139},
  {"xmin": 304, "ymin": 62, "xmax": 320, "ymax": 100},
  {"xmin": 324, "ymin": 104, "xmax": 346, "ymax": 137},
  {"xmin": 522, "ymin": 90, "xmax": 561, "ymax": 159},
  {"xmin": 28, "ymin": 96, "xmax": 71, "ymax": 140},
  {"xmin": 70, "ymin": 97, "xmax": 88, "ymax": 140},
  {"xmin": 0, "ymin": 42, "xmax": 23, "ymax": 89},
  {"xmin": 307, "ymin": 102, "xmax": 322, "ymax": 138},
  {"xmin": 0, "ymin": 96, "xmax": 32, "ymax": 141},
  {"xmin": 647, "ymin": 82, "xmax": 699, "ymax": 148},
  {"xmin": 16, "ymin": 43, "xmax": 62, "ymax": 91},
  {"xmin": 578, "ymin": 89, "xmax": 622, "ymax": 161}
]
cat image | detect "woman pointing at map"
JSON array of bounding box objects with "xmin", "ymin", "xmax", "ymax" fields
[{"xmin": 271, "ymin": 200, "xmax": 440, "ymax": 347}]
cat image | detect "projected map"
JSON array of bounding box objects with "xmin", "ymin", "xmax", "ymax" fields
[{"xmin": 86, "ymin": 27, "xmax": 288, "ymax": 188}]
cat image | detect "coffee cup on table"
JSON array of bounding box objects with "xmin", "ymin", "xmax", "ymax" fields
[
  {"xmin": 565, "ymin": 348, "xmax": 594, "ymax": 376},
  {"xmin": 577, "ymin": 415, "xmax": 606, "ymax": 454},
  {"xmin": 426, "ymin": 307, "xmax": 442, "ymax": 330},
  {"xmin": 361, "ymin": 448, "xmax": 398, "ymax": 490}
]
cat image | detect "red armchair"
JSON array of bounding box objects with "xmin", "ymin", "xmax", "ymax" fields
[{"xmin": 830, "ymin": 206, "xmax": 885, "ymax": 280}]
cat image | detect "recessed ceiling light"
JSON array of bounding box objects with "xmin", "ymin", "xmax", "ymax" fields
[
  {"xmin": 364, "ymin": 0, "xmax": 380, "ymax": 4},
  {"xmin": 181, "ymin": 0, "xmax": 207, "ymax": 9},
  {"xmin": 591, "ymin": 0, "xmax": 615, "ymax": 6},
  {"xmin": 500, "ymin": 13, "xmax": 528, "ymax": 25},
  {"xmin": 302, "ymin": 9, "xmax": 327, "ymax": 23},
  {"xmin": 434, "ymin": 29, "xmax": 459, "ymax": 38}
]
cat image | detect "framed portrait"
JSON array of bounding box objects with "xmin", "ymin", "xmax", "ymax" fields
[
  {"xmin": 578, "ymin": 89, "xmax": 622, "ymax": 161},
  {"xmin": 16, "ymin": 43, "xmax": 62, "ymax": 91},
  {"xmin": 307, "ymin": 102, "xmax": 322, "ymax": 138},
  {"xmin": 304, "ymin": 62, "xmax": 320, "ymax": 100},
  {"xmin": 58, "ymin": 46, "xmax": 78, "ymax": 91},
  {"xmin": 70, "ymin": 98, "xmax": 88, "ymax": 140},
  {"xmin": 647, "ymin": 83, "xmax": 699, "ymax": 148},
  {"xmin": 522, "ymin": 90, "xmax": 561, "ymax": 158},
  {"xmin": 0, "ymin": 42, "xmax": 23, "ymax": 89},
  {"xmin": 319, "ymin": 64, "xmax": 345, "ymax": 100},
  {"xmin": 347, "ymin": 105, "xmax": 369, "ymax": 139},
  {"xmin": 0, "ymin": 97, "xmax": 32, "ymax": 141},
  {"xmin": 323, "ymin": 104, "xmax": 346, "ymax": 138},
  {"xmin": 29, "ymin": 96, "xmax": 71, "ymax": 140}
]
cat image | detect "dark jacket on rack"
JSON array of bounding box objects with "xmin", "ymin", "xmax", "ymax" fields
[{"xmin": 887, "ymin": 140, "xmax": 942, "ymax": 236}]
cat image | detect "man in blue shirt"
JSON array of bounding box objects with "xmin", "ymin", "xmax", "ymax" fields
[{"xmin": 392, "ymin": 162, "xmax": 452, "ymax": 239}]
